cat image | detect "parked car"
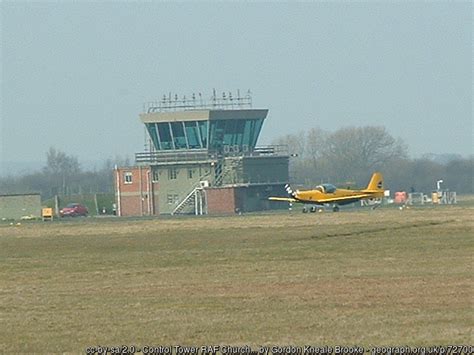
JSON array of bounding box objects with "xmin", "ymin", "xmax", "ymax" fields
[{"xmin": 59, "ymin": 203, "xmax": 88, "ymax": 217}]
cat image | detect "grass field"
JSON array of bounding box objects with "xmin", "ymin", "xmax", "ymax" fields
[{"xmin": 0, "ymin": 205, "xmax": 472, "ymax": 352}]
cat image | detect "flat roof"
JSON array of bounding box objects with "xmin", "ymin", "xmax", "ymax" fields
[{"xmin": 140, "ymin": 109, "xmax": 268, "ymax": 124}]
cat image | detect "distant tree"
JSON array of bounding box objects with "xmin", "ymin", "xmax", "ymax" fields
[
  {"xmin": 272, "ymin": 132, "xmax": 308, "ymax": 184},
  {"xmin": 410, "ymin": 158, "xmax": 445, "ymax": 192},
  {"xmin": 272, "ymin": 125, "xmax": 408, "ymax": 187},
  {"xmin": 384, "ymin": 157, "xmax": 473, "ymax": 194},
  {"xmin": 272, "ymin": 133, "xmax": 306, "ymax": 157},
  {"xmin": 43, "ymin": 147, "xmax": 81, "ymax": 196},
  {"xmin": 44, "ymin": 147, "xmax": 80, "ymax": 175},
  {"xmin": 0, "ymin": 150, "xmax": 133, "ymax": 199},
  {"xmin": 305, "ymin": 127, "xmax": 328, "ymax": 179},
  {"xmin": 321, "ymin": 126, "xmax": 408, "ymax": 185},
  {"xmin": 444, "ymin": 158, "xmax": 473, "ymax": 193}
]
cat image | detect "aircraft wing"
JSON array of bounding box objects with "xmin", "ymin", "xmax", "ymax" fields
[
  {"xmin": 268, "ymin": 197, "xmax": 299, "ymax": 203},
  {"xmin": 314, "ymin": 194, "xmax": 374, "ymax": 203}
]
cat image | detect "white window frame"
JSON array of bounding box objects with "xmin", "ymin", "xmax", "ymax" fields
[{"xmin": 124, "ymin": 172, "xmax": 133, "ymax": 184}]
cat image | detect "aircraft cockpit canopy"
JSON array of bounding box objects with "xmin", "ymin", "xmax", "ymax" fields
[{"xmin": 315, "ymin": 183, "xmax": 337, "ymax": 193}]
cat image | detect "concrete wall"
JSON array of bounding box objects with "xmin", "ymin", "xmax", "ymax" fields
[
  {"xmin": 153, "ymin": 163, "xmax": 212, "ymax": 214},
  {"xmin": 0, "ymin": 194, "xmax": 41, "ymax": 220}
]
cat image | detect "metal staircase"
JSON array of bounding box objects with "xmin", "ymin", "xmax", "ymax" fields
[
  {"xmin": 214, "ymin": 158, "xmax": 242, "ymax": 186},
  {"xmin": 171, "ymin": 183, "xmax": 207, "ymax": 215},
  {"xmin": 214, "ymin": 161, "xmax": 224, "ymax": 185},
  {"xmin": 171, "ymin": 158, "xmax": 244, "ymax": 216},
  {"xmin": 171, "ymin": 170, "xmax": 211, "ymax": 216}
]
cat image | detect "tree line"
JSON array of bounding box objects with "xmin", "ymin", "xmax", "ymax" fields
[
  {"xmin": 0, "ymin": 147, "xmax": 131, "ymax": 200},
  {"xmin": 0, "ymin": 127, "xmax": 472, "ymax": 199},
  {"xmin": 272, "ymin": 126, "xmax": 472, "ymax": 194}
]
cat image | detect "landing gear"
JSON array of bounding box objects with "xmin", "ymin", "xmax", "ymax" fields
[
  {"xmin": 303, "ymin": 206, "xmax": 323, "ymax": 213},
  {"xmin": 332, "ymin": 205, "xmax": 340, "ymax": 212}
]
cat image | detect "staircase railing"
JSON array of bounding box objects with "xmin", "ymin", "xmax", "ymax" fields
[
  {"xmin": 171, "ymin": 184, "xmax": 203, "ymax": 215},
  {"xmin": 171, "ymin": 171, "xmax": 211, "ymax": 215}
]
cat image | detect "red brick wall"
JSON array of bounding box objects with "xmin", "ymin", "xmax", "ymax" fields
[
  {"xmin": 116, "ymin": 167, "xmax": 150, "ymax": 193},
  {"xmin": 115, "ymin": 166, "xmax": 155, "ymax": 216},
  {"xmin": 119, "ymin": 195, "xmax": 142, "ymax": 216},
  {"xmin": 206, "ymin": 187, "xmax": 237, "ymax": 214}
]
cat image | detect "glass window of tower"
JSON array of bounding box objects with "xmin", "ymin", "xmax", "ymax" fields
[
  {"xmin": 157, "ymin": 123, "xmax": 173, "ymax": 150},
  {"xmin": 208, "ymin": 118, "xmax": 263, "ymax": 151},
  {"xmin": 171, "ymin": 122, "xmax": 187, "ymax": 149},
  {"xmin": 197, "ymin": 121, "xmax": 208, "ymax": 148},
  {"xmin": 148, "ymin": 117, "xmax": 263, "ymax": 151},
  {"xmin": 185, "ymin": 122, "xmax": 202, "ymax": 149},
  {"xmin": 146, "ymin": 123, "xmax": 160, "ymax": 150}
]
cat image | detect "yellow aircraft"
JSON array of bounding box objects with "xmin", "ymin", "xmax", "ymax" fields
[{"xmin": 269, "ymin": 172, "xmax": 385, "ymax": 212}]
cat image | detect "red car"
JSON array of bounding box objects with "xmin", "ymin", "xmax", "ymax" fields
[{"xmin": 59, "ymin": 203, "xmax": 88, "ymax": 217}]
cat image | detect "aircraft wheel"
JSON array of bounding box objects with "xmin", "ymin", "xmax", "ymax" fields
[
  {"xmin": 333, "ymin": 205, "xmax": 340, "ymax": 212},
  {"xmin": 310, "ymin": 206, "xmax": 317, "ymax": 213},
  {"xmin": 302, "ymin": 207, "xmax": 308, "ymax": 213}
]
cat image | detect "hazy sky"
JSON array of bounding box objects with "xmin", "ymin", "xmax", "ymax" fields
[{"xmin": 1, "ymin": 1, "xmax": 472, "ymax": 170}]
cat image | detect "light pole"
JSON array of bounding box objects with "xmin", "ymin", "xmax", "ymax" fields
[{"xmin": 436, "ymin": 179, "xmax": 443, "ymax": 191}]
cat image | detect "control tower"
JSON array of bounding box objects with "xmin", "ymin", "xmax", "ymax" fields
[{"xmin": 114, "ymin": 91, "xmax": 289, "ymax": 216}]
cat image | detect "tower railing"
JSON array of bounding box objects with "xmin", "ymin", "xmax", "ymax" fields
[{"xmin": 135, "ymin": 145, "xmax": 289, "ymax": 164}]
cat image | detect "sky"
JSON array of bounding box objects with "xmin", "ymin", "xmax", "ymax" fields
[{"xmin": 1, "ymin": 1, "xmax": 472, "ymax": 173}]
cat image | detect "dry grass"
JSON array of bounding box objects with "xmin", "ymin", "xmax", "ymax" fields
[{"xmin": 0, "ymin": 206, "xmax": 473, "ymax": 352}]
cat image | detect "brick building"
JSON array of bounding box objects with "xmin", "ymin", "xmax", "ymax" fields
[{"xmin": 114, "ymin": 92, "xmax": 289, "ymax": 216}]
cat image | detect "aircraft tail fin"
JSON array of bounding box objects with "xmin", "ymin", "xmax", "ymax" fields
[{"xmin": 365, "ymin": 172, "xmax": 384, "ymax": 191}]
